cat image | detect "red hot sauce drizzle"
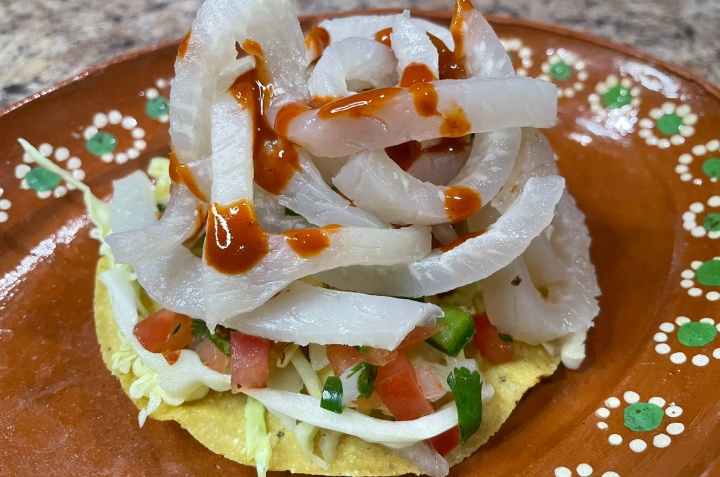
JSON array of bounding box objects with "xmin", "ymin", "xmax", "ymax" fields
[
  {"xmin": 317, "ymin": 88, "xmax": 401, "ymax": 120},
  {"xmin": 444, "ymin": 185, "xmax": 481, "ymax": 223},
  {"xmin": 305, "ymin": 26, "xmax": 331, "ymax": 62},
  {"xmin": 230, "ymin": 43, "xmax": 302, "ymax": 196},
  {"xmin": 438, "ymin": 230, "xmax": 486, "ymax": 252},
  {"xmin": 375, "ymin": 28, "xmax": 393, "ymax": 48},
  {"xmin": 169, "ymin": 149, "xmax": 208, "ymax": 203},
  {"xmin": 283, "ymin": 224, "xmax": 341, "ymax": 258},
  {"xmin": 205, "ymin": 201, "xmax": 269, "ymax": 274},
  {"xmin": 178, "ymin": 29, "xmax": 192, "ymax": 58}
]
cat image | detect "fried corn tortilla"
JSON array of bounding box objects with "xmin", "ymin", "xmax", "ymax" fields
[{"xmin": 94, "ymin": 257, "xmax": 560, "ymax": 474}]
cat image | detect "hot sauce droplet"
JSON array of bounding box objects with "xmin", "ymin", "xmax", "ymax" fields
[
  {"xmin": 318, "ymin": 87, "xmax": 401, "ymax": 120},
  {"xmin": 408, "ymin": 82, "xmax": 440, "ymax": 118},
  {"xmin": 444, "ymin": 185, "xmax": 481, "ymax": 222},
  {"xmin": 374, "ymin": 28, "xmax": 393, "ymax": 48},
  {"xmin": 399, "ymin": 63, "xmax": 436, "ymax": 87},
  {"xmin": 178, "ymin": 29, "xmax": 192, "ymax": 58},
  {"xmin": 427, "ymin": 33, "xmax": 466, "ymax": 80},
  {"xmin": 229, "ymin": 69, "xmax": 301, "ymax": 195},
  {"xmin": 438, "ymin": 230, "xmax": 486, "ymax": 252},
  {"xmin": 283, "ymin": 224, "xmax": 341, "ymax": 258},
  {"xmin": 305, "ymin": 26, "xmax": 331, "ymax": 60},
  {"xmin": 440, "ymin": 107, "xmax": 471, "ymax": 137},
  {"xmin": 450, "ymin": 0, "xmax": 474, "ymax": 71},
  {"xmin": 205, "ymin": 201, "xmax": 269, "ymax": 274},
  {"xmin": 169, "ymin": 149, "xmax": 208, "ymax": 202}
]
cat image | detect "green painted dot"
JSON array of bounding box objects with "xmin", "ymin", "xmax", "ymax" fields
[
  {"xmin": 701, "ymin": 158, "xmax": 720, "ymax": 179},
  {"xmin": 602, "ymin": 85, "xmax": 632, "ymax": 109},
  {"xmin": 623, "ymin": 402, "xmax": 664, "ymax": 432},
  {"xmin": 146, "ymin": 96, "xmax": 170, "ymax": 120},
  {"xmin": 656, "ymin": 113, "xmax": 683, "ymax": 136},
  {"xmin": 25, "ymin": 167, "xmax": 62, "ymax": 192},
  {"xmin": 86, "ymin": 131, "xmax": 117, "ymax": 156},
  {"xmin": 677, "ymin": 321, "xmax": 718, "ymax": 347},
  {"xmin": 696, "ymin": 259, "xmax": 720, "ymax": 286},
  {"xmin": 703, "ymin": 213, "xmax": 720, "ymax": 232},
  {"xmin": 549, "ymin": 60, "xmax": 572, "ymax": 82}
]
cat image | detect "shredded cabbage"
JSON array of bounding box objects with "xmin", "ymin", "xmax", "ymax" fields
[{"xmin": 245, "ymin": 396, "xmax": 273, "ymax": 477}]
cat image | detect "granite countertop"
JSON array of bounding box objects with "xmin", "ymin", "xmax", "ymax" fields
[{"xmin": 1, "ymin": 0, "xmax": 719, "ymax": 110}]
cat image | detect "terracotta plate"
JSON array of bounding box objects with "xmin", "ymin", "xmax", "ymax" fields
[{"xmin": 1, "ymin": 10, "xmax": 719, "ymax": 477}]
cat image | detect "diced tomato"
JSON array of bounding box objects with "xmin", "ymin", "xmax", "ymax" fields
[
  {"xmin": 133, "ymin": 308, "xmax": 194, "ymax": 353},
  {"xmin": 366, "ymin": 348, "xmax": 398, "ymax": 367},
  {"xmin": 162, "ymin": 350, "xmax": 182, "ymax": 366},
  {"xmin": 326, "ymin": 345, "xmax": 365, "ymax": 375},
  {"xmin": 397, "ymin": 324, "xmax": 445, "ymax": 349},
  {"xmin": 414, "ymin": 364, "xmax": 446, "ymax": 402},
  {"xmin": 472, "ymin": 313, "xmax": 515, "ymax": 364},
  {"xmin": 195, "ymin": 338, "xmax": 230, "ymax": 373},
  {"xmin": 374, "ymin": 352, "xmax": 434, "ymax": 421},
  {"xmin": 230, "ymin": 332, "xmax": 269, "ymax": 391},
  {"xmin": 353, "ymin": 391, "xmax": 384, "ymax": 411},
  {"xmin": 427, "ymin": 426, "xmax": 461, "ymax": 456}
]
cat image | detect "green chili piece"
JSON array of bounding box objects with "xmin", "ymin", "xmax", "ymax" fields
[{"xmin": 320, "ymin": 376, "xmax": 344, "ymax": 414}]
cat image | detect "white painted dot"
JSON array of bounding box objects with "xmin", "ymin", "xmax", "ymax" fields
[
  {"xmin": 0, "ymin": 211, "xmax": 8, "ymax": 223},
  {"xmin": 690, "ymin": 202, "xmax": 704, "ymax": 213},
  {"xmin": 14, "ymin": 164, "xmax": 31, "ymax": 179},
  {"xmin": 692, "ymin": 260, "xmax": 704, "ymax": 269},
  {"xmin": 37, "ymin": 190, "xmax": 52, "ymax": 199},
  {"xmin": 595, "ymin": 407, "xmax": 610, "ymax": 419},
  {"xmin": 623, "ymin": 391, "xmax": 640, "ymax": 404},
  {"xmin": 38, "ymin": 143, "xmax": 53, "ymax": 156},
  {"xmin": 0, "ymin": 199, "xmax": 10, "ymax": 210},
  {"xmin": 692, "ymin": 227, "xmax": 707, "ymax": 238},
  {"xmin": 608, "ymin": 434, "xmax": 623, "ymax": 445},
  {"xmin": 93, "ymin": 113, "xmax": 108, "ymax": 128},
  {"xmin": 689, "ymin": 288, "xmax": 703, "ymax": 297},
  {"xmin": 655, "ymin": 343, "xmax": 671, "ymax": 354},
  {"xmin": 115, "ymin": 153, "xmax": 128, "ymax": 164},
  {"xmin": 605, "ymin": 397, "xmax": 621, "ymax": 408},
  {"xmin": 667, "ymin": 422, "xmax": 685, "ymax": 435},
  {"xmin": 666, "ymin": 405, "xmax": 683, "ymax": 417},
  {"xmin": 67, "ymin": 158, "xmax": 81, "ymax": 170},
  {"xmin": 710, "ymin": 196, "xmax": 720, "ymax": 207},
  {"xmin": 679, "ymin": 153, "xmax": 693, "ymax": 164},
  {"xmin": 577, "ymin": 463, "xmax": 593, "ymax": 476},
  {"xmin": 629, "ymin": 438, "xmax": 647, "ymax": 453},
  {"xmin": 146, "ymin": 88, "xmax": 159, "ymax": 99},
  {"xmin": 653, "ymin": 433, "xmax": 671, "ymax": 448},
  {"xmin": 602, "ymin": 473, "xmax": 620, "ymax": 477},
  {"xmin": 692, "ymin": 354, "xmax": 710, "ymax": 366},
  {"xmin": 670, "ymin": 352, "xmax": 687, "ymax": 364},
  {"xmin": 709, "ymin": 139, "xmax": 720, "ymax": 151},
  {"xmin": 649, "ymin": 397, "xmax": 666, "ymax": 407},
  {"xmin": 73, "ymin": 170, "xmax": 86, "ymax": 181},
  {"xmin": 160, "ymin": 116, "xmax": 169, "ymax": 123},
  {"xmin": 597, "ymin": 422, "xmax": 609, "ymax": 430},
  {"xmin": 680, "ymin": 279, "xmax": 694, "ymax": 289},
  {"xmin": 134, "ymin": 140, "xmax": 147, "ymax": 150},
  {"xmin": 693, "ymin": 144, "xmax": 707, "ymax": 155},
  {"xmin": 671, "ymin": 135, "xmax": 685, "ymax": 146},
  {"xmin": 707, "ymin": 291, "xmax": 720, "ymax": 302},
  {"xmin": 714, "ymin": 348, "xmax": 720, "ymax": 359},
  {"xmin": 121, "ymin": 116, "xmax": 137, "ymax": 129},
  {"xmin": 53, "ymin": 186, "xmax": 67, "ymax": 198},
  {"xmin": 108, "ymin": 110, "xmax": 122, "ymax": 124},
  {"xmin": 132, "ymin": 127, "xmax": 145, "ymax": 139},
  {"xmin": 554, "ymin": 467, "xmax": 572, "ymax": 477},
  {"xmin": 676, "ymin": 164, "xmax": 689, "ymax": 174},
  {"xmin": 653, "ymin": 332, "xmax": 668, "ymax": 343},
  {"xmin": 54, "ymin": 147, "xmax": 70, "ymax": 161},
  {"xmin": 128, "ymin": 148, "xmax": 140, "ymax": 159},
  {"xmin": 700, "ymin": 317, "xmax": 716, "ymax": 325},
  {"xmin": 83, "ymin": 126, "xmax": 98, "ymax": 140},
  {"xmin": 100, "ymin": 153, "xmax": 114, "ymax": 163},
  {"xmin": 659, "ymin": 322, "xmax": 675, "ymax": 333}
]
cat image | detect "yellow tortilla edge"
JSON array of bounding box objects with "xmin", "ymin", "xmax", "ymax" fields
[{"xmin": 94, "ymin": 256, "xmax": 561, "ymax": 475}]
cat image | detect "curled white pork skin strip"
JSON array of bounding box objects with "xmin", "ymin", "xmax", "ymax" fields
[
  {"xmin": 333, "ymin": 128, "xmax": 520, "ymax": 225},
  {"xmin": 481, "ymin": 193, "xmax": 600, "ymax": 344},
  {"xmin": 222, "ymin": 281, "xmax": 442, "ymax": 349},
  {"xmin": 253, "ymin": 186, "xmax": 312, "ymax": 233},
  {"xmin": 170, "ymin": 0, "xmax": 307, "ymax": 164},
  {"xmin": 318, "ymin": 14, "xmax": 454, "ymax": 51},
  {"xmin": 453, "ymin": 3, "xmax": 515, "ymax": 78},
  {"xmin": 317, "ymin": 175, "xmax": 564, "ymax": 297},
  {"xmin": 243, "ymin": 388, "xmax": 458, "ymax": 447},
  {"xmin": 391, "ymin": 12, "xmax": 439, "ymax": 82},
  {"xmin": 201, "ymin": 224, "xmax": 431, "ymax": 328},
  {"xmin": 283, "ymin": 76, "xmax": 556, "ymax": 158},
  {"xmin": 101, "ymin": 268, "xmax": 230, "ymax": 396},
  {"xmin": 106, "ymin": 184, "xmax": 205, "ymax": 264},
  {"xmin": 308, "ymin": 38, "xmax": 398, "ymax": 99}
]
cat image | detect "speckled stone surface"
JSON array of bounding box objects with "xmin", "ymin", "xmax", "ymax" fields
[{"xmin": 1, "ymin": 0, "xmax": 719, "ymax": 109}]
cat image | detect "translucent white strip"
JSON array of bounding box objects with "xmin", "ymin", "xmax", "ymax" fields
[
  {"xmin": 392, "ymin": 12, "xmax": 439, "ymax": 80},
  {"xmin": 308, "ymin": 38, "xmax": 397, "ymax": 98},
  {"xmin": 317, "ymin": 175, "xmax": 564, "ymax": 297},
  {"xmin": 222, "ymin": 281, "xmax": 442, "ymax": 349},
  {"xmin": 244, "ymin": 388, "xmax": 458, "ymax": 447},
  {"xmin": 286, "ymin": 76, "xmax": 556, "ymax": 158}
]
